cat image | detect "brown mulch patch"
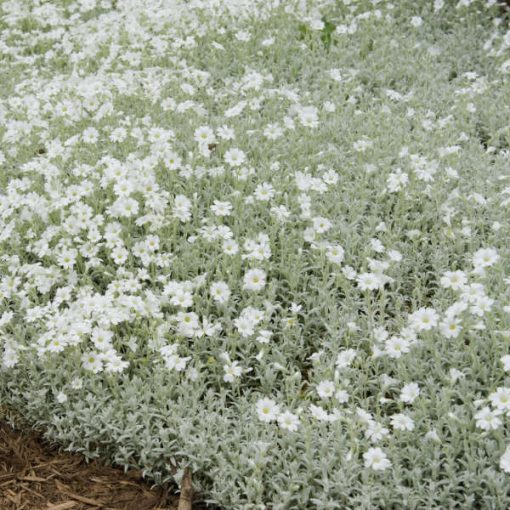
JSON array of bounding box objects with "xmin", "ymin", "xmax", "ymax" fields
[{"xmin": 0, "ymin": 422, "xmax": 206, "ymax": 510}]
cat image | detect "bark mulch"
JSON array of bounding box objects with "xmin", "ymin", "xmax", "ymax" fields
[{"xmin": 0, "ymin": 422, "xmax": 205, "ymax": 510}]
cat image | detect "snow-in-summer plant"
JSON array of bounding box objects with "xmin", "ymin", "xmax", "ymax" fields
[{"xmin": 1, "ymin": 0, "xmax": 510, "ymax": 508}]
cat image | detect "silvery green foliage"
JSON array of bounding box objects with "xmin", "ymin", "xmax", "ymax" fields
[{"xmin": 0, "ymin": 0, "xmax": 510, "ymax": 507}]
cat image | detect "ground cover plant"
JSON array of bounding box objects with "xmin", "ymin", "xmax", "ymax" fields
[{"xmin": 0, "ymin": 0, "xmax": 510, "ymax": 508}]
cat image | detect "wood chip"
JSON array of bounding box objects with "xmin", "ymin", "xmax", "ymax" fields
[
  {"xmin": 45, "ymin": 501, "xmax": 78, "ymax": 510},
  {"xmin": 5, "ymin": 491, "xmax": 20, "ymax": 504},
  {"xmin": 32, "ymin": 459, "xmax": 67, "ymax": 469},
  {"xmin": 18, "ymin": 474, "xmax": 48, "ymax": 482},
  {"xmin": 19, "ymin": 482, "xmax": 46, "ymax": 498},
  {"xmin": 89, "ymin": 476, "xmax": 108, "ymax": 483},
  {"xmin": 54, "ymin": 479, "xmax": 71, "ymax": 493},
  {"xmin": 67, "ymin": 492, "xmax": 106, "ymax": 506},
  {"xmin": 1, "ymin": 422, "xmax": 206, "ymax": 510}
]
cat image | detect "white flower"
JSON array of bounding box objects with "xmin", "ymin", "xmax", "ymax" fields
[
  {"xmin": 473, "ymin": 247, "xmax": 499, "ymax": 269},
  {"xmin": 501, "ymin": 355, "xmax": 510, "ymax": 372},
  {"xmin": 410, "ymin": 16, "xmax": 423, "ymax": 27},
  {"xmin": 104, "ymin": 352, "xmax": 129, "ymax": 373},
  {"xmin": 370, "ymin": 239, "xmax": 385, "ymax": 253},
  {"xmin": 461, "ymin": 283, "xmax": 486, "ymax": 304},
  {"xmin": 234, "ymin": 315, "xmax": 256, "ymax": 338},
  {"xmin": 363, "ymin": 447, "xmax": 391, "ymax": 471},
  {"xmin": 161, "ymin": 347, "xmax": 190, "ymax": 371},
  {"xmin": 326, "ymin": 244, "xmax": 345, "ymax": 265},
  {"xmin": 309, "ymin": 18, "xmax": 324, "ymax": 30},
  {"xmin": 342, "ymin": 266, "xmax": 357, "ymax": 280},
  {"xmin": 385, "ymin": 336, "xmax": 410, "ymax": 358},
  {"xmin": 243, "ymin": 268, "xmax": 267, "ymax": 292},
  {"xmin": 500, "ymin": 445, "xmax": 510, "ymax": 473},
  {"xmin": 489, "ymin": 387, "xmax": 510, "ymax": 412},
  {"xmin": 111, "ymin": 245, "xmax": 128, "ymax": 265},
  {"xmin": 323, "ymin": 101, "xmax": 336, "ymax": 113},
  {"xmin": 290, "ymin": 303, "xmax": 302, "ymax": 314},
  {"xmin": 263, "ymin": 123, "xmax": 283, "ymax": 140},
  {"xmin": 387, "ymin": 250, "xmax": 403, "ymax": 262},
  {"xmin": 173, "ymin": 194, "xmax": 192, "ymax": 222},
  {"xmin": 445, "ymin": 301, "xmax": 468, "ymax": 317},
  {"xmin": 357, "ymin": 272, "xmax": 385, "ymax": 291},
  {"xmin": 210, "ymin": 281, "xmax": 231, "ymax": 304},
  {"xmin": 175, "ymin": 311, "xmax": 199, "ymax": 337},
  {"xmin": 70, "ymin": 377, "xmax": 83, "ymax": 390},
  {"xmin": 58, "ymin": 248, "xmax": 78, "ymax": 269},
  {"xmin": 170, "ymin": 290, "xmax": 194, "ymax": 308},
  {"xmin": 329, "ymin": 68, "xmax": 342, "ymax": 82},
  {"xmin": 336, "ymin": 349, "xmax": 357, "ymax": 369},
  {"xmin": 211, "ymin": 200, "xmax": 232, "ymax": 216},
  {"xmin": 81, "ymin": 351, "xmax": 103, "ymax": 373},
  {"xmin": 400, "ymin": 382, "xmax": 420, "ymax": 404},
  {"xmin": 47, "ymin": 338, "xmax": 66, "ymax": 353},
  {"xmin": 224, "ymin": 148, "xmax": 246, "ymax": 167},
  {"xmin": 223, "ymin": 360, "xmax": 243, "ymax": 382},
  {"xmin": 335, "ymin": 390, "xmax": 349, "ymax": 404},
  {"xmin": 475, "ymin": 407, "xmax": 502, "ymax": 430},
  {"xmin": 440, "ymin": 271, "xmax": 467, "ymax": 291},
  {"xmin": 439, "ymin": 316, "xmax": 462, "ymax": 339},
  {"xmin": 165, "ymin": 151, "xmax": 182, "ymax": 170},
  {"xmin": 312, "ymin": 217, "xmax": 332, "ymax": 234},
  {"xmin": 235, "ymin": 30, "xmax": 251, "ymax": 41},
  {"xmin": 409, "ymin": 307, "xmax": 438, "ymax": 331},
  {"xmin": 112, "ymin": 197, "xmax": 139, "ymax": 218},
  {"xmin": 347, "ymin": 322, "xmax": 359, "ymax": 332},
  {"xmin": 194, "ymin": 126, "xmax": 216, "ymax": 144},
  {"xmin": 387, "ymin": 169, "xmax": 409, "ymax": 192},
  {"xmin": 356, "ymin": 408, "xmax": 373, "ymax": 425},
  {"xmin": 365, "ymin": 421, "xmax": 390, "ymax": 442},
  {"xmin": 243, "ymin": 234, "xmax": 271, "ymax": 261},
  {"xmin": 390, "ymin": 413, "xmax": 415, "ymax": 431},
  {"xmin": 353, "ymin": 138, "xmax": 373, "ymax": 152},
  {"xmin": 449, "ymin": 368, "xmax": 464, "ymax": 383},
  {"xmin": 222, "ymin": 239, "xmax": 239, "ymax": 256},
  {"xmin": 217, "ymin": 125, "xmax": 235, "ymax": 140},
  {"xmin": 110, "ymin": 127, "xmax": 127, "ymax": 142},
  {"xmin": 309, "ymin": 404, "xmax": 330, "ymax": 421},
  {"xmin": 82, "ymin": 127, "xmax": 99, "ymax": 143},
  {"xmin": 256, "ymin": 398, "xmax": 280, "ymax": 423},
  {"xmin": 471, "ymin": 295, "xmax": 494, "ymax": 317},
  {"xmin": 254, "ymin": 183, "xmax": 275, "ymax": 201},
  {"xmin": 56, "ymin": 391, "xmax": 68, "ymax": 404},
  {"xmin": 91, "ymin": 328, "xmax": 114, "ymax": 350},
  {"xmin": 317, "ymin": 380, "xmax": 335, "ymax": 400},
  {"xmin": 298, "ymin": 106, "xmax": 319, "ymax": 128},
  {"xmin": 256, "ymin": 330, "xmax": 272, "ymax": 344},
  {"xmin": 425, "ymin": 429, "xmax": 440, "ymax": 441},
  {"xmin": 277, "ymin": 411, "xmax": 300, "ymax": 432},
  {"xmin": 145, "ymin": 235, "xmax": 160, "ymax": 252}
]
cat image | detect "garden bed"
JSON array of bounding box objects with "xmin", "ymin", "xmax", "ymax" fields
[{"xmin": 1, "ymin": 0, "xmax": 510, "ymax": 508}]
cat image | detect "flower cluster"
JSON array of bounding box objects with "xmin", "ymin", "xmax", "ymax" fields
[{"xmin": 0, "ymin": 0, "xmax": 509, "ymax": 508}]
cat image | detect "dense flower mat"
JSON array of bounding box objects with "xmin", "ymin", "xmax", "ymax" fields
[{"xmin": 1, "ymin": 0, "xmax": 510, "ymax": 508}]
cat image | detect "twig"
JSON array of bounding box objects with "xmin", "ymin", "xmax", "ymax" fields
[
  {"xmin": 177, "ymin": 467, "xmax": 192, "ymax": 510},
  {"xmin": 44, "ymin": 502, "xmax": 78, "ymax": 510}
]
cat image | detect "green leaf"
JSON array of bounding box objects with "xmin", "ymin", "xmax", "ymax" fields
[{"xmin": 320, "ymin": 17, "xmax": 337, "ymax": 51}]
